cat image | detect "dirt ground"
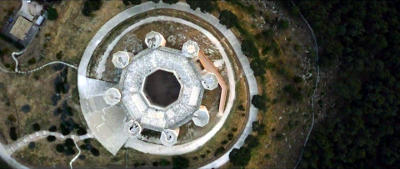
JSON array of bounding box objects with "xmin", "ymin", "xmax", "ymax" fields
[{"xmin": 216, "ymin": 1, "xmax": 317, "ymax": 169}]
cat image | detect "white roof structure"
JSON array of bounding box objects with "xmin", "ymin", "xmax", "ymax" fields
[
  {"xmin": 127, "ymin": 120, "xmax": 142, "ymax": 137},
  {"xmin": 182, "ymin": 40, "xmax": 200, "ymax": 58},
  {"xmin": 103, "ymin": 88, "xmax": 121, "ymax": 106},
  {"xmin": 145, "ymin": 31, "xmax": 166, "ymax": 49},
  {"xmin": 112, "ymin": 51, "xmax": 132, "ymax": 69},
  {"xmin": 201, "ymin": 72, "xmax": 219, "ymax": 90},
  {"xmin": 160, "ymin": 129, "xmax": 178, "ymax": 146},
  {"xmin": 192, "ymin": 106, "xmax": 210, "ymax": 127}
]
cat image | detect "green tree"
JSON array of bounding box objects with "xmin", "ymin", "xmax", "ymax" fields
[
  {"xmin": 163, "ymin": 0, "xmax": 179, "ymax": 4},
  {"xmin": 229, "ymin": 148, "xmax": 251, "ymax": 167},
  {"xmin": 251, "ymin": 94, "xmax": 268, "ymax": 111},
  {"xmin": 250, "ymin": 58, "xmax": 267, "ymax": 77},
  {"xmin": 293, "ymin": 0, "xmax": 400, "ymax": 168},
  {"xmin": 277, "ymin": 19, "xmax": 289, "ymax": 30},
  {"xmin": 219, "ymin": 10, "xmax": 238, "ymax": 28},
  {"xmin": 172, "ymin": 156, "xmax": 189, "ymax": 169},
  {"xmin": 283, "ymin": 84, "xmax": 302, "ymax": 100},
  {"xmin": 47, "ymin": 7, "xmax": 58, "ymax": 20},
  {"xmin": 82, "ymin": 0, "xmax": 103, "ymax": 17},
  {"xmin": 122, "ymin": 0, "xmax": 141, "ymax": 5},
  {"xmin": 186, "ymin": 0, "xmax": 216, "ymax": 13},
  {"xmin": 241, "ymin": 39, "xmax": 259, "ymax": 58}
]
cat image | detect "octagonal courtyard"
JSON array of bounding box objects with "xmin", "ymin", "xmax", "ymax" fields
[{"xmin": 143, "ymin": 69, "xmax": 181, "ymax": 108}]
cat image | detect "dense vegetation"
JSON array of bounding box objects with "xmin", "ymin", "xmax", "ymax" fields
[
  {"xmin": 122, "ymin": 0, "xmax": 141, "ymax": 6},
  {"xmin": 82, "ymin": 0, "xmax": 103, "ymax": 16},
  {"xmin": 172, "ymin": 156, "xmax": 189, "ymax": 169},
  {"xmin": 218, "ymin": 10, "xmax": 237, "ymax": 29},
  {"xmin": 289, "ymin": 0, "xmax": 400, "ymax": 168},
  {"xmin": 47, "ymin": 7, "xmax": 58, "ymax": 20},
  {"xmin": 186, "ymin": 0, "xmax": 217, "ymax": 13}
]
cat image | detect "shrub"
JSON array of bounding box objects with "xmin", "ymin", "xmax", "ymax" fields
[
  {"xmin": 245, "ymin": 135, "xmax": 259, "ymax": 148},
  {"xmin": 278, "ymin": 19, "xmax": 289, "ymax": 30},
  {"xmin": 252, "ymin": 121, "xmax": 266, "ymax": 134},
  {"xmin": 7, "ymin": 115, "xmax": 16, "ymax": 122},
  {"xmin": 283, "ymin": 84, "xmax": 302, "ymax": 100},
  {"xmin": 250, "ymin": 58, "xmax": 267, "ymax": 77},
  {"xmin": 214, "ymin": 147, "xmax": 225, "ymax": 157},
  {"xmin": 241, "ymin": 39, "xmax": 259, "ymax": 58},
  {"xmin": 251, "ymin": 94, "xmax": 268, "ymax": 111},
  {"xmin": 219, "ymin": 10, "xmax": 238, "ymax": 28},
  {"xmin": 47, "ymin": 135, "xmax": 56, "ymax": 142},
  {"xmin": 32, "ymin": 123, "xmax": 41, "ymax": 131},
  {"xmin": 49, "ymin": 125, "xmax": 57, "ymax": 132},
  {"xmin": 82, "ymin": 0, "xmax": 103, "ymax": 16},
  {"xmin": 163, "ymin": 0, "xmax": 179, "ymax": 4},
  {"xmin": 159, "ymin": 159, "xmax": 170, "ymax": 166},
  {"xmin": 293, "ymin": 75, "xmax": 303, "ymax": 83},
  {"xmin": 21, "ymin": 104, "xmax": 31, "ymax": 113},
  {"xmin": 152, "ymin": 161, "xmax": 159, "ymax": 166},
  {"xmin": 91, "ymin": 147, "xmax": 100, "ymax": 156},
  {"xmin": 56, "ymin": 51, "xmax": 63, "ymax": 59},
  {"xmin": 186, "ymin": 0, "xmax": 216, "ymax": 13},
  {"xmin": 275, "ymin": 133, "xmax": 284, "ymax": 140},
  {"xmin": 122, "ymin": 0, "xmax": 141, "ymax": 5},
  {"xmin": 56, "ymin": 144, "xmax": 64, "ymax": 153},
  {"xmin": 47, "ymin": 7, "xmax": 58, "ymax": 20},
  {"xmin": 79, "ymin": 155, "xmax": 86, "ymax": 160},
  {"xmin": 262, "ymin": 29, "xmax": 274, "ymax": 39},
  {"xmin": 28, "ymin": 142, "xmax": 35, "ymax": 149},
  {"xmin": 27, "ymin": 58, "xmax": 36, "ymax": 65},
  {"xmin": 77, "ymin": 127, "xmax": 87, "ymax": 135},
  {"xmin": 172, "ymin": 156, "xmax": 189, "ymax": 169},
  {"xmin": 228, "ymin": 133, "xmax": 234, "ymax": 140},
  {"xmin": 221, "ymin": 140, "xmax": 228, "ymax": 145},
  {"xmin": 229, "ymin": 148, "xmax": 251, "ymax": 167}
]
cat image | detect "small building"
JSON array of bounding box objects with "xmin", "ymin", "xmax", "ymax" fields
[
  {"xmin": 35, "ymin": 15, "xmax": 45, "ymax": 26},
  {"xmin": 9, "ymin": 16, "xmax": 33, "ymax": 41}
]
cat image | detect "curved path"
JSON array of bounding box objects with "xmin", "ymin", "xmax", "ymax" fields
[
  {"xmin": 0, "ymin": 49, "xmax": 77, "ymax": 74},
  {"xmin": 78, "ymin": 1, "xmax": 258, "ymax": 168},
  {"xmin": 5, "ymin": 131, "xmax": 93, "ymax": 155},
  {"xmin": 0, "ymin": 131, "xmax": 92, "ymax": 169},
  {"xmin": 198, "ymin": 51, "xmax": 228, "ymax": 115},
  {"xmin": 290, "ymin": 1, "xmax": 320, "ymax": 169}
]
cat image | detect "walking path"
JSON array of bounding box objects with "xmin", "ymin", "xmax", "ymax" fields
[
  {"xmin": 0, "ymin": 49, "xmax": 77, "ymax": 74},
  {"xmin": 290, "ymin": 1, "xmax": 320, "ymax": 169},
  {"xmin": 5, "ymin": 130, "xmax": 93, "ymax": 155},
  {"xmin": 199, "ymin": 51, "xmax": 228, "ymax": 115},
  {"xmin": 0, "ymin": 130, "xmax": 92, "ymax": 169}
]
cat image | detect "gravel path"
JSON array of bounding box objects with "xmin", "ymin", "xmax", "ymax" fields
[
  {"xmin": 290, "ymin": 1, "xmax": 320, "ymax": 168},
  {"xmin": 5, "ymin": 130, "xmax": 93, "ymax": 155},
  {"xmin": 0, "ymin": 49, "xmax": 77, "ymax": 74}
]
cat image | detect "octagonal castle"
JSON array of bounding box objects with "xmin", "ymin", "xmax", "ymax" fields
[{"xmin": 92, "ymin": 31, "xmax": 219, "ymax": 154}]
